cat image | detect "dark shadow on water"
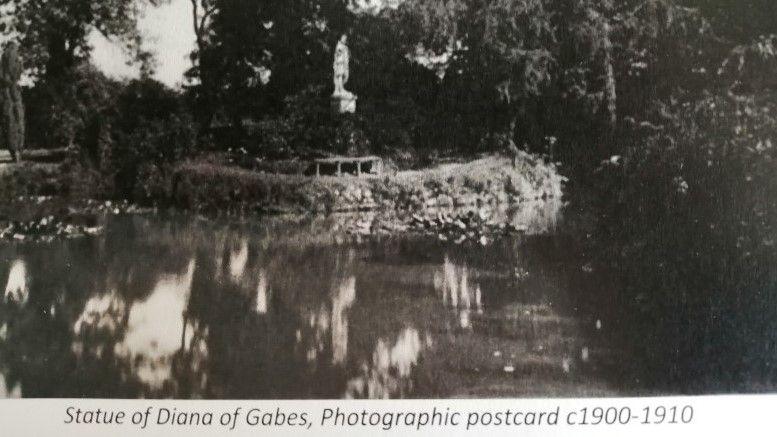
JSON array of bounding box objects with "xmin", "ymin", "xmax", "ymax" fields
[{"xmin": 0, "ymin": 203, "xmax": 774, "ymax": 398}]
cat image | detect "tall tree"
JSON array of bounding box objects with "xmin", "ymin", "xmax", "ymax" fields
[
  {"xmin": 185, "ymin": 0, "xmax": 217, "ymax": 129},
  {"xmin": 400, "ymin": 0, "xmax": 558, "ymax": 148},
  {"xmin": 187, "ymin": 0, "xmax": 352, "ymax": 130},
  {"xmin": 2, "ymin": 0, "xmax": 163, "ymax": 80},
  {"xmin": 0, "ymin": 0, "xmax": 166, "ymax": 150}
]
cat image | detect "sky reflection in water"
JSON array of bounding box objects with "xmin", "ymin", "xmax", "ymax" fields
[{"xmin": 0, "ymin": 203, "xmax": 610, "ymax": 399}]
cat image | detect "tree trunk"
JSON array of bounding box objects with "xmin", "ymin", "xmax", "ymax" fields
[
  {"xmin": 601, "ymin": 20, "xmax": 617, "ymax": 130},
  {"xmin": 190, "ymin": 0, "xmax": 218, "ymax": 136},
  {"xmin": 45, "ymin": 33, "xmax": 71, "ymax": 79}
]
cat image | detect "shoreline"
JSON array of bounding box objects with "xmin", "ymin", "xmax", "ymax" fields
[
  {"xmin": 171, "ymin": 153, "xmax": 565, "ymax": 215},
  {"xmin": 0, "ymin": 153, "xmax": 565, "ymax": 242}
]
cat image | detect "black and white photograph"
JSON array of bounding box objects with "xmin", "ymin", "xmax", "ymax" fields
[{"xmin": 0, "ymin": 0, "xmax": 776, "ymax": 405}]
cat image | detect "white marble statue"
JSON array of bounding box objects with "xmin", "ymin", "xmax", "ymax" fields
[{"xmin": 333, "ymin": 34, "xmax": 352, "ymax": 98}]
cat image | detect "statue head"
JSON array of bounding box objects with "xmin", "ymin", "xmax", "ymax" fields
[{"xmin": 339, "ymin": 34, "xmax": 348, "ymax": 45}]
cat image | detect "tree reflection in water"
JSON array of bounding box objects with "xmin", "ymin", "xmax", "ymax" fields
[
  {"xmin": 114, "ymin": 259, "xmax": 196, "ymax": 391},
  {"xmin": 4, "ymin": 259, "xmax": 28, "ymax": 305},
  {"xmin": 345, "ymin": 327, "xmax": 426, "ymax": 399},
  {"xmin": 436, "ymin": 255, "xmax": 484, "ymax": 330},
  {"xmin": 0, "ymin": 207, "xmax": 604, "ymax": 399}
]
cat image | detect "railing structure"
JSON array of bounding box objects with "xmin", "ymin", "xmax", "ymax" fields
[
  {"xmin": 312, "ymin": 156, "xmax": 383, "ymax": 177},
  {"xmin": 0, "ymin": 147, "xmax": 72, "ymax": 164}
]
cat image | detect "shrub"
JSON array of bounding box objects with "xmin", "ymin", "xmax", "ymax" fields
[
  {"xmin": 248, "ymin": 85, "xmax": 333, "ymax": 159},
  {"xmin": 242, "ymin": 85, "xmax": 428, "ymax": 163},
  {"xmin": 23, "ymin": 65, "xmax": 121, "ymax": 150},
  {"xmin": 107, "ymin": 79, "xmax": 197, "ymax": 201},
  {"xmin": 582, "ymin": 88, "xmax": 777, "ymax": 392}
]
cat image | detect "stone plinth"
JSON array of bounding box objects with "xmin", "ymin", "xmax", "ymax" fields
[{"xmin": 331, "ymin": 93, "xmax": 357, "ymax": 114}]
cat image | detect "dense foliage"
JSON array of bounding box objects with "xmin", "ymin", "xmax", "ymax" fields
[
  {"xmin": 3, "ymin": 0, "xmax": 777, "ymax": 391},
  {"xmin": 2, "ymin": 0, "xmax": 160, "ymax": 79}
]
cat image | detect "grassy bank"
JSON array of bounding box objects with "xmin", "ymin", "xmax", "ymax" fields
[
  {"xmin": 0, "ymin": 151, "xmax": 564, "ymax": 242},
  {"xmin": 0, "ymin": 163, "xmax": 68, "ymax": 200},
  {"xmin": 172, "ymin": 152, "xmax": 564, "ymax": 215}
]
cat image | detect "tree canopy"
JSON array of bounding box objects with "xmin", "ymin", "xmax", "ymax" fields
[{"xmin": 1, "ymin": 0, "xmax": 162, "ymax": 79}]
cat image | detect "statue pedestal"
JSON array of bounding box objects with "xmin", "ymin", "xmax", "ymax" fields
[{"xmin": 331, "ymin": 93, "xmax": 357, "ymax": 114}]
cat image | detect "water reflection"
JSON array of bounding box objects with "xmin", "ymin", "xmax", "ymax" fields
[
  {"xmin": 0, "ymin": 206, "xmax": 612, "ymax": 399},
  {"xmin": 331, "ymin": 276, "xmax": 356, "ymax": 365},
  {"xmin": 345, "ymin": 327, "xmax": 425, "ymax": 399},
  {"xmin": 255, "ymin": 270, "xmax": 269, "ymax": 315},
  {"xmin": 73, "ymin": 291, "xmax": 126, "ymax": 336},
  {"xmin": 4, "ymin": 259, "xmax": 28, "ymax": 305},
  {"xmin": 72, "ymin": 290, "xmax": 126, "ymax": 359},
  {"xmin": 228, "ymin": 239, "xmax": 249, "ymax": 281},
  {"xmin": 430, "ymin": 249, "xmax": 598, "ymax": 393},
  {"xmin": 114, "ymin": 259, "xmax": 196, "ymax": 390},
  {"xmin": 435, "ymin": 256, "xmax": 484, "ymax": 329},
  {"xmin": 0, "ymin": 371, "xmax": 20, "ymax": 398}
]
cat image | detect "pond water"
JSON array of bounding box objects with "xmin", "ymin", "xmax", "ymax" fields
[{"xmin": 0, "ymin": 201, "xmax": 622, "ymax": 399}]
